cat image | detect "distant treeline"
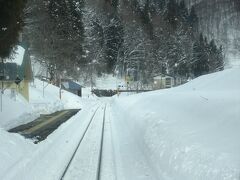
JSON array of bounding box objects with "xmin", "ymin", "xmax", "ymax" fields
[{"xmin": 22, "ymin": 0, "xmax": 224, "ymax": 84}]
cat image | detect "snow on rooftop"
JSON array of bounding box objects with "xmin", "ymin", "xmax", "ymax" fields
[
  {"xmin": 62, "ymin": 82, "xmax": 69, "ymax": 89},
  {"xmin": 6, "ymin": 46, "xmax": 25, "ymax": 66}
]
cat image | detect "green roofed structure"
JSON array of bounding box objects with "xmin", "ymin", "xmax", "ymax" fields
[{"xmin": 0, "ymin": 45, "xmax": 33, "ymax": 101}]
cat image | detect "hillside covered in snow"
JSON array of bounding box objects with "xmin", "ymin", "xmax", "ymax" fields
[{"xmin": 183, "ymin": 0, "xmax": 240, "ymax": 67}]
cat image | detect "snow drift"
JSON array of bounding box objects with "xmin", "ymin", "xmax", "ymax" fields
[{"xmin": 111, "ymin": 68, "xmax": 240, "ymax": 180}]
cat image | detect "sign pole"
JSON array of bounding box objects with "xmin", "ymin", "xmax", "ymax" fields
[
  {"xmin": 0, "ymin": 57, "xmax": 3, "ymax": 112},
  {"xmin": 59, "ymin": 77, "xmax": 62, "ymax": 100},
  {"xmin": 0, "ymin": 86, "xmax": 2, "ymax": 112},
  {"xmin": 42, "ymin": 80, "xmax": 44, "ymax": 98}
]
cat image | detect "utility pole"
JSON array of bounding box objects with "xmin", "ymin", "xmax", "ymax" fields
[
  {"xmin": 59, "ymin": 76, "xmax": 62, "ymax": 99},
  {"xmin": 90, "ymin": 63, "xmax": 93, "ymax": 92},
  {"xmin": 137, "ymin": 60, "xmax": 140, "ymax": 93},
  {"xmin": 42, "ymin": 71, "xmax": 49, "ymax": 98},
  {"xmin": 42, "ymin": 80, "xmax": 44, "ymax": 98},
  {"xmin": 0, "ymin": 57, "xmax": 4, "ymax": 112},
  {"xmin": 0, "ymin": 85, "xmax": 2, "ymax": 112}
]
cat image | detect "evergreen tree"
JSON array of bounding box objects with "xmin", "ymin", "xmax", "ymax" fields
[
  {"xmin": 69, "ymin": 0, "xmax": 86, "ymax": 65},
  {"xmin": 188, "ymin": 6, "xmax": 198, "ymax": 35},
  {"xmin": 22, "ymin": 0, "xmax": 226, "ymax": 83},
  {"xmin": 208, "ymin": 40, "xmax": 224, "ymax": 72},
  {"xmin": 178, "ymin": 0, "xmax": 188, "ymax": 23},
  {"xmin": 216, "ymin": 45, "xmax": 224, "ymax": 71},
  {"xmin": 191, "ymin": 33, "xmax": 209, "ymax": 77},
  {"xmin": 158, "ymin": 0, "xmax": 166, "ymax": 10},
  {"xmin": 0, "ymin": 0, "xmax": 26, "ymax": 58},
  {"xmin": 99, "ymin": 0, "xmax": 124, "ymax": 74},
  {"xmin": 112, "ymin": 0, "xmax": 119, "ymax": 9},
  {"xmin": 104, "ymin": 16, "xmax": 124, "ymax": 73},
  {"xmin": 165, "ymin": 0, "xmax": 179, "ymax": 30},
  {"xmin": 141, "ymin": 0, "xmax": 154, "ymax": 38}
]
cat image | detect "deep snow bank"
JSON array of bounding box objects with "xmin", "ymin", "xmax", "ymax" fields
[
  {"xmin": 111, "ymin": 68, "xmax": 240, "ymax": 180},
  {"xmin": 0, "ymin": 78, "xmax": 96, "ymax": 179},
  {"xmin": 0, "ymin": 79, "xmax": 64, "ymax": 129},
  {"xmin": 0, "ymin": 79, "xmax": 88, "ymax": 129}
]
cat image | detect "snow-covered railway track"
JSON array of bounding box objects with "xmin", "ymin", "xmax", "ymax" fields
[{"xmin": 60, "ymin": 104, "xmax": 107, "ymax": 180}]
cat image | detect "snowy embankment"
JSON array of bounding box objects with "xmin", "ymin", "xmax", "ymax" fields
[
  {"xmin": 0, "ymin": 78, "xmax": 98, "ymax": 180},
  {"xmin": 0, "ymin": 79, "xmax": 65, "ymax": 179},
  {"xmin": 0, "ymin": 103, "xmax": 100, "ymax": 180},
  {"xmin": 111, "ymin": 68, "xmax": 240, "ymax": 180},
  {"xmin": 0, "ymin": 79, "xmax": 87, "ymax": 129}
]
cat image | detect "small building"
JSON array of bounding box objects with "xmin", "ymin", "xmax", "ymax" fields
[
  {"xmin": 61, "ymin": 79, "xmax": 83, "ymax": 97},
  {"xmin": 0, "ymin": 45, "xmax": 33, "ymax": 101},
  {"xmin": 153, "ymin": 73, "xmax": 175, "ymax": 90}
]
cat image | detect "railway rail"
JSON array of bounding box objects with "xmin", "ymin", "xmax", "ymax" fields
[{"xmin": 60, "ymin": 104, "xmax": 107, "ymax": 180}]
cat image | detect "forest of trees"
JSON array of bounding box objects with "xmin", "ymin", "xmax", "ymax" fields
[
  {"xmin": 1, "ymin": 0, "xmax": 230, "ymax": 85},
  {"xmin": 183, "ymin": 0, "xmax": 240, "ymax": 67}
]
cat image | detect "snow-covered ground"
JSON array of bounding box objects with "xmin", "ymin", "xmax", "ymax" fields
[
  {"xmin": 110, "ymin": 67, "xmax": 240, "ymax": 180},
  {"xmin": 0, "ymin": 79, "xmax": 88, "ymax": 129},
  {"xmin": 0, "ymin": 68, "xmax": 239, "ymax": 180},
  {"xmin": 0, "ymin": 78, "xmax": 98, "ymax": 180},
  {"xmin": 95, "ymin": 74, "xmax": 125, "ymax": 89}
]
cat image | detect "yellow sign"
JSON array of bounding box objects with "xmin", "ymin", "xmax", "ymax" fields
[{"xmin": 125, "ymin": 75, "xmax": 133, "ymax": 82}]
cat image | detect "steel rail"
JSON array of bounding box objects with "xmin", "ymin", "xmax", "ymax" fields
[
  {"xmin": 60, "ymin": 105, "xmax": 101, "ymax": 180},
  {"xmin": 96, "ymin": 104, "xmax": 107, "ymax": 180}
]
